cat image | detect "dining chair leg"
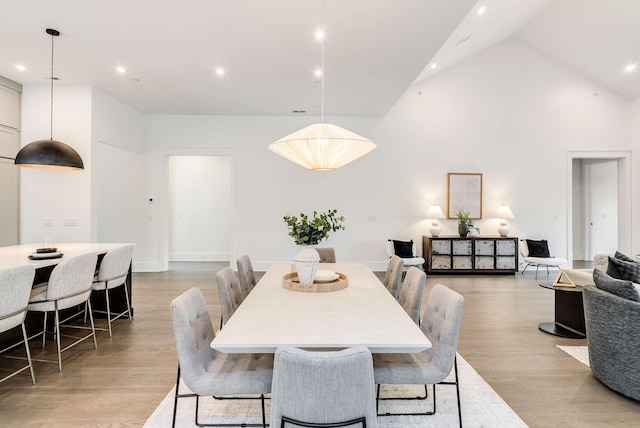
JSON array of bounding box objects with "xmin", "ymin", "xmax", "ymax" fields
[
  {"xmin": 21, "ymin": 322, "xmax": 36, "ymax": 384},
  {"xmin": 87, "ymin": 300, "xmax": 98, "ymax": 349},
  {"xmin": 105, "ymin": 286, "xmax": 113, "ymax": 337},
  {"xmin": 41, "ymin": 311, "xmax": 48, "ymax": 348},
  {"xmin": 172, "ymin": 365, "xmax": 181, "ymax": 428},
  {"xmin": 54, "ymin": 304, "xmax": 62, "ymax": 372},
  {"xmin": 123, "ymin": 283, "xmax": 132, "ymax": 321}
]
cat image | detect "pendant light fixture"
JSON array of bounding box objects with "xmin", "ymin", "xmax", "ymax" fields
[
  {"xmin": 269, "ymin": 29, "xmax": 376, "ymax": 170},
  {"xmin": 14, "ymin": 28, "xmax": 84, "ymax": 170}
]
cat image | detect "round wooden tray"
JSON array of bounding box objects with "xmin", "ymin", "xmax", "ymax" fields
[{"xmin": 282, "ymin": 272, "xmax": 348, "ymax": 292}]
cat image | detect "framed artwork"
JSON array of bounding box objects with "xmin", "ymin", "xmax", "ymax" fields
[{"xmin": 447, "ymin": 173, "xmax": 483, "ymax": 219}]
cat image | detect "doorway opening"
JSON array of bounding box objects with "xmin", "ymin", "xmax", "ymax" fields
[
  {"xmin": 567, "ymin": 151, "xmax": 632, "ymax": 267},
  {"xmin": 167, "ymin": 155, "xmax": 232, "ymax": 270}
]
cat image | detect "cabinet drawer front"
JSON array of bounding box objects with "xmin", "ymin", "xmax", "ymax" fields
[
  {"xmin": 453, "ymin": 256, "xmax": 472, "ymax": 269},
  {"xmin": 496, "ymin": 256, "xmax": 516, "ymax": 269},
  {"xmin": 452, "ymin": 240, "xmax": 472, "ymax": 255},
  {"xmin": 431, "ymin": 240, "xmax": 451, "ymax": 255},
  {"xmin": 431, "ymin": 255, "xmax": 451, "ymax": 269},
  {"xmin": 475, "ymin": 256, "xmax": 494, "ymax": 269},
  {"xmin": 475, "ymin": 240, "xmax": 494, "ymax": 256},
  {"xmin": 496, "ymin": 240, "xmax": 516, "ymax": 256}
]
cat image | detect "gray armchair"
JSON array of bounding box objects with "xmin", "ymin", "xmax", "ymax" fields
[
  {"xmin": 398, "ymin": 267, "xmax": 426, "ymax": 325},
  {"xmin": 237, "ymin": 255, "xmax": 257, "ymax": 297},
  {"xmin": 270, "ymin": 346, "xmax": 378, "ymax": 428},
  {"xmin": 374, "ymin": 283, "xmax": 465, "ymax": 427},
  {"xmin": 316, "ymin": 247, "xmax": 336, "ymax": 263},
  {"xmin": 170, "ymin": 287, "xmax": 272, "ymax": 427},
  {"xmin": 583, "ymin": 285, "xmax": 640, "ymax": 401},
  {"xmin": 382, "ymin": 255, "xmax": 404, "ymax": 300}
]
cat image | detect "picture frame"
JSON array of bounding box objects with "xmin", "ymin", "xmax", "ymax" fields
[{"xmin": 447, "ymin": 172, "xmax": 483, "ymax": 219}]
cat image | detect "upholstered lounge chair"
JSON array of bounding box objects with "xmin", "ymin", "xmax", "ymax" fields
[{"xmin": 519, "ymin": 239, "xmax": 567, "ymax": 279}]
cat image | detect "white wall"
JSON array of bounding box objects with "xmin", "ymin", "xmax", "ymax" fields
[
  {"xmin": 168, "ymin": 155, "xmax": 232, "ymax": 261},
  {"xmin": 92, "ymin": 89, "xmax": 149, "ymax": 269},
  {"xmin": 20, "ymin": 85, "xmax": 93, "ymax": 244},
  {"xmin": 631, "ymin": 98, "xmax": 640, "ymax": 255},
  {"xmin": 114, "ymin": 39, "xmax": 632, "ymax": 271},
  {"xmin": 33, "ymin": 39, "xmax": 632, "ymax": 270}
]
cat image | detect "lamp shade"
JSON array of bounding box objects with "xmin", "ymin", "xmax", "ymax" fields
[
  {"xmin": 495, "ymin": 204, "xmax": 514, "ymax": 219},
  {"xmin": 269, "ymin": 123, "xmax": 377, "ymax": 170},
  {"xmin": 426, "ymin": 204, "xmax": 445, "ymax": 219},
  {"xmin": 15, "ymin": 140, "xmax": 84, "ymax": 170}
]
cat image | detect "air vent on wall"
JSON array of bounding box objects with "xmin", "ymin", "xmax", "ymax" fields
[{"xmin": 456, "ymin": 34, "xmax": 472, "ymax": 46}]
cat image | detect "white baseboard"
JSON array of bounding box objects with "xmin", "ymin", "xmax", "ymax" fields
[
  {"xmin": 132, "ymin": 261, "xmax": 165, "ymax": 272},
  {"xmin": 169, "ymin": 252, "xmax": 229, "ymax": 262}
]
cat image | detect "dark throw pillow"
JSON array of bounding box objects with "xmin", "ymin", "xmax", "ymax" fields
[
  {"xmin": 593, "ymin": 268, "xmax": 640, "ymax": 302},
  {"xmin": 614, "ymin": 251, "xmax": 640, "ymax": 264},
  {"xmin": 606, "ymin": 256, "xmax": 640, "ymax": 283},
  {"xmin": 526, "ymin": 239, "xmax": 550, "ymax": 258},
  {"xmin": 392, "ymin": 240, "xmax": 414, "ymax": 258}
]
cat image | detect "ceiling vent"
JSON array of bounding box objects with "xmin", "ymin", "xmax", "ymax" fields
[{"xmin": 456, "ymin": 34, "xmax": 472, "ymax": 46}]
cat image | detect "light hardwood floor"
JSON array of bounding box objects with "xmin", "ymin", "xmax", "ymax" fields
[{"xmin": 1, "ymin": 262, "xmax": 638, "ymax": 427}]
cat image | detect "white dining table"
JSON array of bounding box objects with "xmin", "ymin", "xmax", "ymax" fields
[{"xmin": 210, "ymin": 263, "xmax": 431, "ymax": 354}]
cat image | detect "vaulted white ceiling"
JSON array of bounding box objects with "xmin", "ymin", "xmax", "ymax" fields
[{"xmin": 1, "ymin": 1, "xmax": 638, "ymax": 118}]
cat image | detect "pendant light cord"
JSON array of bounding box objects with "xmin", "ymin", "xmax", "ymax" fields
[
  {"xmin": 50, "ymin": 30, "xmax": 54, "ymax": 140},
  {"xmin": 321, "ymin": 35, "xmax": 324, "ymax": 124}
]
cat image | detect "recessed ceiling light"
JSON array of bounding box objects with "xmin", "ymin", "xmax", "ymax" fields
[
  {"xmin": 624, "ymin": 63, "xmax": 637, "ymax": 73},
  {"xmin": 15, "ymin": 64, "xmax": 27, "ymax": 71},
  {"xmin": 477, "ymin": 6, "xmax": 487, "ymax": 16},
  {"xmin": 430, "ymin": 63, "xmax": 437, "ymax": 70},
  {"xmin": 315, "ymin": 69, "xmax": 322, "ymax": 77},
  {"xmin": 315, "ymin": 30, "xmax": 324, "ymax": 40},
  {"xmin": 115, "ymin": 66, "xmax": 126, "ymax": 74},
  {"xmin": 216, "ymin": 67, "xmax": 225, "ymax": 76}
]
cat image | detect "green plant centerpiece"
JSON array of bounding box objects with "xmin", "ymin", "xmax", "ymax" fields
[
  {"xmin": 455, "ymin": 209, "xmax": 471, "ymax": 237},
  {"xmin": 283, "ymin": 209, "xmax": 345, "ymax": 245},
  {"xmin": 283, "ymin": 210, "xmax": 345, "ymax": 285}
]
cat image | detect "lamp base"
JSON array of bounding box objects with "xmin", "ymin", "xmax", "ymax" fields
[
  {"xmin": 430, "ymin": 220, "xmax": 440, "ymax": 237},
  {"xmin": 498, "ymin": 221, "xmax": 509, "ymax": 237}
]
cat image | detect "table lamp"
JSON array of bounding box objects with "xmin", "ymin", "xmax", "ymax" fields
[
  {"xmin": 495, "ymin": 204, "xmax": 515, "ymax": 237},
  {"xmin": 427, "ymin": 204, "xmax": 446, "ymax": 237}
]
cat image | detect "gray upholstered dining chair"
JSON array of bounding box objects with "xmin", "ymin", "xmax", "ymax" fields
[
  {"xmin": 316, "ymin": 247, "xmax": 336, "ymax": 263},
  {"xmin": 236, "ymin": 255, "xmax": 257, "ymax": 298},
  {"xmin": 28, "ymin": 253, "xmax": 99, "ymax": 372},
  {"xmin": 170, "ymin": 287, "xmax": 272, "ymax": 428},
  {"xmin": 398, "ymin": 267, "xmax": 426, "ymax": 325},
  {"xmin": 0, "ymin": 265, "xmax": 36, "ymax": 384},
  {"xmin": 382, "ymin": 255, "xmax": 404, "ymax": 300},
  {"xmin": 270, "ymin": 346, "xmax": 378, "ymax": 428},
  {"xmin": 216, "ymin": 266, "xmax": 244, "ymax": 327},
  {"xmin": 90, "ymin": 244, "xmax": 134, "ymax": 337},
  {"xmin": 373, "ymin": 283, "xmax": 465, "ymax": 427}
]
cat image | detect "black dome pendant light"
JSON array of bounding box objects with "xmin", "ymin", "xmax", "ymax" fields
[{"xmin": 14, "ymin": 28, "xmax": 84, "ymax": 170}]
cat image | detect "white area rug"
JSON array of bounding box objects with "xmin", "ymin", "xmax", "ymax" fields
[
  {"xmin": 557, "ymin": 345, "xmax": 590, "ymax": 367},
  {"xmin": 144, "ymin": 354, "xmax": 527, "ymax": 427}
]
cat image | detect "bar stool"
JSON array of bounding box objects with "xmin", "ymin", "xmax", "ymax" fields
[
  {"xmin": 90, "ymin": 244, "xmax": 134, "ymax": 337},
  {"xmin": 0, "ymin": 265, "xmax": 36, "ymax": 384},
  {"xmin": 28, "ymin": 253, "xmax": 98, "ymax": 372}
]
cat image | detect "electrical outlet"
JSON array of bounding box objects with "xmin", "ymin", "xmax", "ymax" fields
[{"xmin": 64, "ymin": 217, "xmax": 79, "ymax": 226}]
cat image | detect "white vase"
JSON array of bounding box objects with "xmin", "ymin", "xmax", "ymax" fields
[{"xmin": 294, "ymin": 245, "xmax": 320, "ymax": 285}]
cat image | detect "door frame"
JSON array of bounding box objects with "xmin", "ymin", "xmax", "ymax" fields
[
  {"xmin": 159, "ymin": 147, "xmax": 236, "ymax": 271},
  {"xmin": 567, "ymin": 150, "xmax": 631, "ymax": 263}
]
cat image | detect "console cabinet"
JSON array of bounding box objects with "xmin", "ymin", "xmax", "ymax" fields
[{"xmin": 423, "ymin": 236, "xmax": 518, "ymax": 274}]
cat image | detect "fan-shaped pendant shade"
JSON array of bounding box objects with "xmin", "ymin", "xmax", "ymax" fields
[
  {"xmin": 14, "ymin": 140, "xmax": 84, "ymax": 170},
  {"xmin": 269, "ymin": 123, "xmax": 377, "ymax": 170}
]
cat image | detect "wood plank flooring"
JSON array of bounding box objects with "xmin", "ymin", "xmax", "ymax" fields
[{"xmin": 1, "ymin": 262, "xmax": 638, "ymax": 427}]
